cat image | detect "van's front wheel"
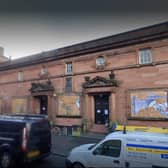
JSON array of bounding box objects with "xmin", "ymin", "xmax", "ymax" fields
[{"xmin": 0, "ymin": 152, "xmax": 13, "ymax": 168}]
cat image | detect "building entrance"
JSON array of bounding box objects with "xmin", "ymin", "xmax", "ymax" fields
[
  {"xmin": 40, "ymin": 95, "xmax": 48, "ymax": 115},
  {"xmin": 34, "ymin": 95, "xmax": 48, "ymax": 115},
  {"xmin": 94, "ymin": 94, "xmax": 109, "ymax": 125}
]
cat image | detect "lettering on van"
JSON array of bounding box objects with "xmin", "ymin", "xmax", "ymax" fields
[
  {"xmin": 157, "ymin": 141, "xmax": 168, "ymax": 145},
  {"xmin": 126, "ymin": 138, "xmax": 137, "ymax": 142},
  {"xmin": 126, "ymin": 144, "xmax": 168, "ymax": 159},
  {"xmin": 127, "ymin": 151, "xmax": 148, "ymax": 160}
]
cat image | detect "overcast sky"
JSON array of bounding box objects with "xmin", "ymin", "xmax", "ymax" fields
[{"xmin": 0, "ymin": 0, "xmax": 168, "ymax": 59}]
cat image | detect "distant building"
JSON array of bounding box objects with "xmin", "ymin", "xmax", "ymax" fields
[{"xmin": 0, "ymin": 22, "xmax": 168, "ymax": 134}]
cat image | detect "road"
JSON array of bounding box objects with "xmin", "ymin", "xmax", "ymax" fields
[
  {"xmin": 22, "ymin": 134, "xmax": 102, "ymax": 168},
  {"xmin": 24, "ymin": 154, "xmax": 66, "ymax": 168}
]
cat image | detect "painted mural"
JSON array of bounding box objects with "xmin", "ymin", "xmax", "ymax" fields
[
  {"xmin": 58, "ymin": 95, "xmax": 80, "ymax": 116},
  {"xmin": 131, "ymin": 90, "xmax": 168, "ymax": 118},
  {"xmin": 12, "ymin": 98, "xmax": 27, "ymax": 113}
]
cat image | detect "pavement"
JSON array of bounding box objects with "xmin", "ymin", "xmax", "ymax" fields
[{"xmin": 51, "ymin": 133, "xmax": 106, "ymax": 157}]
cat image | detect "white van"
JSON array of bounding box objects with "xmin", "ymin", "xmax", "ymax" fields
[{"xmin": 66, "ymin": 131, "xmax": 168, "ymax": 168}]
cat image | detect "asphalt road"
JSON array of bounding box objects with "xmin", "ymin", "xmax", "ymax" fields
[
  {"xmin": 24, "ymin": 154, "xmax": 66, "ymax": 168},
  {"xmin": 52, "ymin": 134, "xmax": 101, "ymax": 156},
  {"xmin": 21, "ymin": 134, "xmax": 102, "ymax": 168}
]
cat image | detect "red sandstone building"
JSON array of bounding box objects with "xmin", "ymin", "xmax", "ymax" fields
[{"xmin": 0, "ymin": 22, "xmax": 168, "ymax": 134}]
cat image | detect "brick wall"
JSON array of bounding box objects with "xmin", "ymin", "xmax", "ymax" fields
[{"xmin": 0, "ymin": 38, "xmax": 168, "ymax": 129}]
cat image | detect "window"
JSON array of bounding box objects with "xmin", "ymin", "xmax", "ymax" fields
[
  {"xmin": 65, "ymin": 77, "xmax": 72, "ymax": 93},
  {"xmin": 66, "ymin": 63, "xmax": 72, "ymax": 74},
  {"xmin": 139, "ymin": 48, "xmax": 152, "ymax": 64},
  {"xmin": 93, "ymin": 140, "xmax": 121, "ymax": 157},
  {"xmin": 18, "ymin": 71, "xmax": 23, "ymax": 81},
  {"xmin": 41, "ymin": 65, "xmax": 48, "ymax": 75},
  {"xmin": 96, "ymin": 56, "xmax": 105, "ymax": 66}
]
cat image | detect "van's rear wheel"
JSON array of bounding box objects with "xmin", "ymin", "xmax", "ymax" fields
[
  {"xmin": 0, "ymin": 152, "xmax": 13, "ymax": 168},
  {"xmin": 72, "ymin": 162, "xmax": 84, "ymax": 168}
]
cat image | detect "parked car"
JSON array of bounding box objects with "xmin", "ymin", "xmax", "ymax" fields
[
  {"xmin": 66, "ymin": 130, "xmax": 168, "ymax": 168},
  {"xmin": 0, "ymin": 114, "xmax": 51, "ymax": 168}
]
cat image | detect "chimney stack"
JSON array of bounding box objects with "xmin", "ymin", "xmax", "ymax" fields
[
  {"xmin": 0, "ymin": 47, "xmax": 4, "ymax": 57},
  {"xmin": 0, "ymin": 47, "xmax": 9, "ymax": 62}
]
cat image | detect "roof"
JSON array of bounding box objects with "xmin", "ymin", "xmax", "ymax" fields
[
  {"xmin": 0, "ymin": 114, "xmax": 48, "ymax": 123},
  {"xmin": 0, "ymin": 21, "xmax": 168, "ymax": 71},
  {"xmin": 105, "ymin": 131, "xmax": 168, "ymax": 139}
]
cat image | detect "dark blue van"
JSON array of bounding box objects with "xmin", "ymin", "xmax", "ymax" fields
[{"xmin": 0, "ymin": 114, "xmax": 51, "ymax": 168}]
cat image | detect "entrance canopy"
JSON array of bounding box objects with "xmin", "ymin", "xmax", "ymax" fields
[{"xmin": 30, "ymin": 80, "xmax": 54, "ymax": 93}]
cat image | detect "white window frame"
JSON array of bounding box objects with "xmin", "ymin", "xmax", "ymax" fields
[
  {"xmin": 18, "ymin": 71, "xmax": 23, "ymax": 81},
  {"xmin": 139, "ymin": 48, "xmax": 152, "ymax": 64},
  {"xmin": 96, "ymin": 56, "xmax": 105, "ymax": 66},
  {"xmin": 66, "ymin": 63, "xmax": 72, "ymax": 74}
]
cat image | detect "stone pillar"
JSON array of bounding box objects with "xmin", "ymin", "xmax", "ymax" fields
[
  {"xmin": 47, "ymin": 95, "xmax": 52, "ymax": 120},
  {"xmin": 90, "ymin": 95, "xmax": 94, "ymax": 125},
  {"xmin": 52, "ymin": 95, "xmax": 57, "ymax": 123},
  {"xmin": 83, "ymin": 94, "xmax": 93, "ymax": 130},
  {"xmin": 109, "ymin": 93, "xmax": 116, "ymax": 123},
  {"xmin": 28, "ymin": 96, "xmax": 31, "ymax": 113}
]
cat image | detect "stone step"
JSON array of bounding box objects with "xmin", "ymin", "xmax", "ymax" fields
[{"xmin": 90, "ymin": 124, "xmax": 108, "ymax": 133}]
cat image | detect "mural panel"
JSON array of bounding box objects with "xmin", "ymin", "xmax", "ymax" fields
[
  {"xmin": 130, "ymin": 90, "xmax": 168, "ymax": 119},
  {"xmin": 58, "ymin": 95, "xmax": 80, "ymax": 116},
  {"xmin": 12, "ymin": 98, "xmax": 27, "ymax": 113}
]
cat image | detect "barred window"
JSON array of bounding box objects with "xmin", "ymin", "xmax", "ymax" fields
[{"xmin": 65, "ymin": 77, "xmax": 72, "ymax": 93}]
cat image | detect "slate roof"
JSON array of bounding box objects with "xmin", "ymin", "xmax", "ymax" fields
[{"xmin": 0, "ymin": 21, "xmax": 168, "ymax": 71}]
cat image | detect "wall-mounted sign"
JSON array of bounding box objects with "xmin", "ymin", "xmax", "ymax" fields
[{"xmin": 130, "ymin": 89, "xmax": 168, "ymax": 119}]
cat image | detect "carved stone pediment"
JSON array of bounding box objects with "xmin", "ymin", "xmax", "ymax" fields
[
  {"xmin": 82, "ymin": 73, "xmax": 119, "ymax": 88},
  {"xmin": 30, "ymin": 80, "xmax": 54, "ymax": 93}
]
